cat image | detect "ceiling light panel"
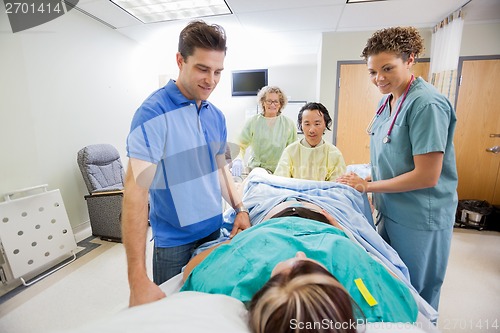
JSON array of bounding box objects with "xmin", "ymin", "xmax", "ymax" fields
[{"xmin": 111, "ymin": 0, "xmax": 231, "ymax": 23}]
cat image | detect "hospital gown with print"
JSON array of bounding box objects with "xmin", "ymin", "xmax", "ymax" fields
[{"xmin": 182, "ymin": 217, "xmax": 419, "ymax": 323}]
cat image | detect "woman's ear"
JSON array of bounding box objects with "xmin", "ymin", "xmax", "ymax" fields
[{"xmin": 407, "ymin": 53, "xmax": 416, "ymax": 68}]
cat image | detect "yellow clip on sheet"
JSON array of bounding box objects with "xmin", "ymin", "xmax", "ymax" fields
[{"xmin": 354, "ymin": 278, "xmax": 378, "ymax": 307}]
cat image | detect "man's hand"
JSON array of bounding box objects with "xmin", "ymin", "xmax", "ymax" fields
[
  {"xmin": 129, "ymin": 278, "xmax": 166, "ymax": 307},
  {"xmin": 230, "ymin": 211, "xmax": 251, "ymax": 238}
]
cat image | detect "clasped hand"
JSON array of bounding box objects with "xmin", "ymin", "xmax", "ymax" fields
[{"xmin": 337, "ymin": 172, "xmax": 370, "ymax": 193}]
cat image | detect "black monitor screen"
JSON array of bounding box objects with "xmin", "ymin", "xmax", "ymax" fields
[{"xmin": 231, "ymin": 69, "xmax": 268, "ymax": 96}]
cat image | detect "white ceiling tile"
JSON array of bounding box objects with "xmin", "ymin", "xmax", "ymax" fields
[
  {"xmin": 338, "ymin": 0, "xmax": 471, "ymax": 31},
  {"xmin": 235, "ymin": 5, "xmax": 344, "ymax": 33},
  {"xmin": 227, "ymin": 0, "xmax": 346, "ymax": 13},
  {"xmin": 77, "ymin": 0, "xmax": 141, "ymax": 28},
  {"xmin": 75, "ymin": 0, "xmax": 500, "ymax": 57}
]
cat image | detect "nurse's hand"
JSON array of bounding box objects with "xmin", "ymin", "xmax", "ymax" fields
[{"xmin": 337, "ymin": 172, "xmax": 369, "ymax": 193}]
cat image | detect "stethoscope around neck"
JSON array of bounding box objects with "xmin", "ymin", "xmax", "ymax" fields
[{"xmin": 366, "ymin": 75, "xmax": 415, "ymax": 144}]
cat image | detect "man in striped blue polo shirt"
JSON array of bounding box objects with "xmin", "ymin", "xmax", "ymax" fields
[{"xmin": 122, "ymin": 21, "xmax": 250, "ymax": 307}]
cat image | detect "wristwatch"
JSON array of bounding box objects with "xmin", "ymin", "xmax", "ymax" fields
[{"xmin": 234, "ymin": 206, "xmax": 249, "ymax": 215}]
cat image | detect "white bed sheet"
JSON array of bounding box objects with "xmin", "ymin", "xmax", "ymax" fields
[{"xmin": 67, "ymin": 274, "xmax": 441, "ymax": 333}]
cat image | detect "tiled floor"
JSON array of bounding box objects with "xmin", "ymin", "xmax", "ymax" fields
[
  {"xmin": 437, "ymin": 228, "xmax": 500, "ymax": 332},
  {"xmin": 0, "ymin": 236, "xmax": 100, "ymax": 303}
]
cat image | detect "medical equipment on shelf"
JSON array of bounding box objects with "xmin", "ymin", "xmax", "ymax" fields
[{"xmin": 0, "ymin": 184, "xmax": 77, "ymax": 286}]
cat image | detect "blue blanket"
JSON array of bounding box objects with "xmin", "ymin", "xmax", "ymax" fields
[
  {"xmin": 225, "ymin": 169, "xmax": 410, "ymax": 283},
  {"xmin": 198, "ymin": 168, "xmax": 437, "ymax": 321}
]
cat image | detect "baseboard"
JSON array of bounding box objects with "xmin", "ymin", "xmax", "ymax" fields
[{"xmin": 73, "ymin": 221, "xmax": 92, "ymax": 243}]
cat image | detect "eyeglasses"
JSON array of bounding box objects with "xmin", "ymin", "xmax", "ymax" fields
[{"xmin": 265, "ymin": 100, "xmax": 280, "ymax": 105}]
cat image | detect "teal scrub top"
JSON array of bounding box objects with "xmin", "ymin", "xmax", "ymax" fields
[
  {"xmin": 370, "ymin": 77, "xmax": 458, "ymax": 230},
  {"xmin": 181, "ymin": 217, "xmax": 418, "ymax": 323}
]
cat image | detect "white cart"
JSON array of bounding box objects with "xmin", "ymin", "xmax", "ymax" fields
[{"xmin": 0, "ymin": 185, "xmax": 77, "ymax": 286}]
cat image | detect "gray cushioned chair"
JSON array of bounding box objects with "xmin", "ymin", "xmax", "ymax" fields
[{"xmin": 77, "ymin": 144, "xmax": 124, "ymax": 242}]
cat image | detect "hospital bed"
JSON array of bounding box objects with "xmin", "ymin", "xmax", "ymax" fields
[
  {"xmin": 68, "ymin": 275, "xmax": 439, "ymax": 333},
  {"xmin": 69, "ymin": 168, "xmax": 442, "ymax": 333}
]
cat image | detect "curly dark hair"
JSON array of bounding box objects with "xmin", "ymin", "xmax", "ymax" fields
[
  {"xmin": 361, "ymin": 26, "xmax": 424, "ymax": 61},
  {"xmin": 178, "ymin": 20, "xmax": 227, "ymax": 59}
]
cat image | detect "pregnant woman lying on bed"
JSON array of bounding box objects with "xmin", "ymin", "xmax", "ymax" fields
[{"xmin": 180, "ymin": 205, "xmax": 418, "ymax": 333}]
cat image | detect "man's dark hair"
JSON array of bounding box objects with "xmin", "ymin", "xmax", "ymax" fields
[
  {"xmin": 298, "ymin": 102, "xmax": 332, "ymax": 132},
  {"xmin": 178, "ymin": 20, "xmax": 227, "ymax": 60}
]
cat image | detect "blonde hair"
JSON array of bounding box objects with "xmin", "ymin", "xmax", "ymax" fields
[
  {"xmin": 361, "ymin": 26, "xmax": 424, "ymax": 61},
  {"xmin": 257, "ymin": 86, "xmax": 288, "ymax": 115},
  {"xmin": 248, "ymin": 261, "xmax": 361, "ymax": 333}
]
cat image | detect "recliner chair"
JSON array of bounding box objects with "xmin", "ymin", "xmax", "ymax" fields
[{"xmin": 77, "ymin": 144, "xmax": 124, "ymax": 242}]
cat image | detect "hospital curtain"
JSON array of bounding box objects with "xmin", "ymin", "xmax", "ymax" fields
[{"xmin": 429, "ymin": 9, "xmax": 464, "ymax": 105}]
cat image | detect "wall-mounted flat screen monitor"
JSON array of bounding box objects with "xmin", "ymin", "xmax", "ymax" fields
[{"xmin": 231, "ymin": 69, "xmax": 268, "ymax": 96}]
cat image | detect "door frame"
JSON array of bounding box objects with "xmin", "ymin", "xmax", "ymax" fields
[
  {"xmin": 456, "ymin": 55, "xmax": 500, "ymax": 107},
  {"xmin": 455, "ymin": 54, "xmax": 500, "ymax": 204},
  {"xmin": 333, "ymin": 60, "xmax": 363, "ymax": 146}
]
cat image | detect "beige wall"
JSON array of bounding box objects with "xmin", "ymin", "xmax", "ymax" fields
[
  {"xmin": 1, "ymin": 8, "xmax": 498, "ymax": 236},
  {"xmin": 0, "ymin": 9, "xmax": 317, "ymax": 234},
  {"xmin": 318, "ymin": 22, "xmax": 500, "ymax": 143},
  {"xmin": 460, "ymin": 22, "xmax": 500, "ymax": 56},
  {"xmin": 0, "ymin": 10, "xmax": 158, "ymax": 235}
]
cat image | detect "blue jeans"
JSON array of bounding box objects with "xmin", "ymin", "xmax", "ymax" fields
[{"xmin": 153, "ymin": 229, "xmax": 220, "ymax": 285}]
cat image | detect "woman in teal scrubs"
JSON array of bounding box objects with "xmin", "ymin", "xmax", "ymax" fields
[{"xmin": 337, "ymin": 27, "xmax": 458, "ymax": 311}]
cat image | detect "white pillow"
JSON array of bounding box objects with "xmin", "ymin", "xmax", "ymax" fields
[
  {"xmin": 69, "ymin": 292, "xmax": 250, "ymax": 333},
  {"xmin": 67, "ymin": 274, "xmax": 433, "ymax": 333}
]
